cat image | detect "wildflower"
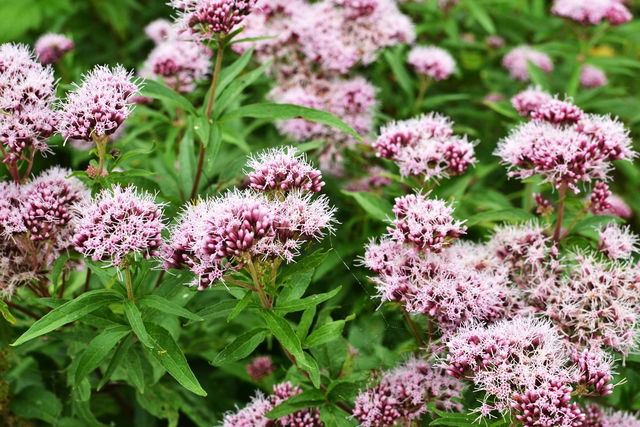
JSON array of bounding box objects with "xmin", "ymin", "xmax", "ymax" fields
[
  {"xmin": 511, "ymin": 86, "xmax": 553, "ymax": 117},
  {"xmin": 34, "ymin": 33, "xmax": 74, "ymax": 65},
  {"xmin": 598, "ymin": 224, "xmax": 638, "ymax": 260},
  {"xmin": 0, "ymin": 43, "xmax": 57, "ymax": 170},
  {"xmin": 534, "ymin": 193, "xmax": 554, "ymax": 216},
  {"xmin": 73, "ymin": 186, "xmax": 164, "ymax": 266},
  {"xmin": 600, "ymin": 194, "xmax": 632, "ymax": 219},
  {"xmin": 589, "ymin": 182, "xmax": 612, "ymax": 214},
  {"xmin": 345, "ymin": 166, "xmax": 391, "ymax": 192},
  {"xmin": 582, "ymin": 404, "xmax": 640, "ymax": 427},
  {"xmin": 571, "ymin": 347, "xmax": 614, "ymax": 396},
  {"xmin": 246, "ymin": 147, "xmax": 324, "ymax": 194},
  {"xmin": 485, "ymin": 35, "xmax": 505, "ymax": 48},
  {"xmin": 353, "ymin": 357, "xmax": 464, "ymax": 427},
  {"xmin": 246, "ymin": 356, "xmax": 274, "ymax": 381},
  {"xmin": 407, "ymin": 46, "xmax": 456, "ymax": 81},
  {"xmin": 141, "ymin": 39, "xmax": 211, "ymax": 93},
  {"xmin": 552, "ymin": 0, "xmax": 632, "ymax": 25},
  {"xmin": 145, "ymin": 19, "xmax": 178, "ymax": 44},
  {"xmin": 502, "ymin": 46, "xmax": 553, "ymax": 81},
  {"xmin": 511, "ymin": 381, "xmax": 585, "ymax": 427},
  {"xmin": 373, "ymin": 113, "xmax": 476, "ymax": 180},
  {"xmin": 170, "ymin": 0, "xmax": 256, "ymax": 39},
  {"xmin": 58, "ymin": 65, "xmax": 139, "ymax": 142},
  {"xmin": 483, "ymin": 93, "xmax": 504, "ymax": 103},
  {"xmin": 580, "ymin": 65, "xmax": 607, "ymax": 88},
  {"xmin": 530, "ymin": 98, "xmax": 584, "ymax": 125},
  {"xmin": 389, "ymin": 193, "xmax": 466, "ymax": 252}
]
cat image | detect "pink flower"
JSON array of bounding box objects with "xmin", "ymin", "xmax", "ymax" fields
[
  {"xmin": 600, "ymin": 194, "xmax": 632, "ymax": 219},
  {"xmin": 389, "ymin": 193, "xmax": 466, "ymax": 252},
  {"xmin": 483, "ymin": 92, "xmax": 504, "ymax": 103},
  {"xmin": 34, "ymin": 33, "xmax": 74, "ymax": 65},
  {"xmin": 552, "ymin": 0, "xmax": 632, "ymax": 25},
  {"xmin": 502, "ymin": 46, "xmax": 553, "ymax": 81},
  {"xmin": 247, "ymin": 147, "xmax": 324, "ymax": 194},
  {"xmin": 59, "ymin": 65, "xmax": 139, "ymax": 142},
  {"xmin": 530, "ymin": 98, "xmax": 584, "ymax": 125},
  {"xmin": 0, "ymin": 43, "xmax": 57, "ymax": 166},
  {"xmin": 0, "ymin": 181, "xmax": 24, "ymax": 236},
  {"xmin": 571, "ymin": 347, "xmax": 615, "ymax": 396},
  {"xmin": 408, "ymin": 46, "xmax": 456, "ymax": 81},
  {"xmin": 373, "ymin": 113, "xmax": 475, "ymax": 180},
  {"xmin": 73, "ymin": 186, "xmax": 164, "ymax": 266},
  {"xmin": 580, "ymin": 65, "xmax": 608, "ymax": 88},
  {"xmin": 170, "ymin": 0, "xmax": 257, "ymax": 39},
  {"xmin": 141, "ymin": 39, "xmax": 211, "ymax": 93},
  {"xmin": 485, "ymin": 35, "xmax": 505, "ymax": 48},
  {"xmin": 511, "ymin": 381, "xmax": 585, "ymax": 427},
  {"xmin": 589, "ymin": 181, "xmax": 612, "ymax": 214},
  {"xmin": 353, "ymin": 357, "xmax": 464, "ymax": 427},
  {"xmin": 345, "ymin": 166, "xmax": 391, "ymax": 192},
  {"xmin": 145, "ymin": 19, "xmax": 178, "ymax": 44},
  {"xmin": 598, "ymin": 224, "xmax": 638, "ymax": 260},
  {"xmin": 534, "ymin": 194, "xmax": 554, "ymax": 216},
  {"xmin": 511, "ymin": 86, "xmax": 553, "ymax": 117},
  {"xmin": 582, "ymin": 404, "xmax": 640, "ymax": 427},
  {"xmin": 246, "ymin": 356, "xmax": 274, "ymax": 381}
]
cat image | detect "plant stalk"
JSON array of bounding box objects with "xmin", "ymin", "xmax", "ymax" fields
[{"xmin": 553, "ymin": 184, "xmax": 567, "ymax": 242}]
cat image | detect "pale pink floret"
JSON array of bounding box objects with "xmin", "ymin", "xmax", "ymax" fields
[
  {"xmin": 141, "ymin": 39, "xmax": 211, "ymax": 93},
  {"xmin": 583, "ymin": 404, "xmax": 640, "ymax": 427},
  {"xmin": 353, "ymin": 357, "xmax": 464, "ymax": 427},
  {"xmin": 389, "ymin": 193, "xmax": 466, "ymax": 252},
  {"xmin": 0, "ymin": 43, "xmax": 57, "ymax": 165},
  {"xmin": 530, "ymin": 98, "xmax": 584, "ymax": 125},
  {"xmin": 246, "ymin": 356, "xmax": 274, "ymax": 381},
  {"xmin": 247, "ymin": 147, "xmax": 324, "ymax": 193},
  {"xmin": 598, "ymin": 224, "xmax": 638, "ymax": 260},
  {"xmin": 145, "ymin": 19, "xmax": 178, "ymax": 44},
  {"xmin": 170, "ymin": 0, "xmax": 257, "ymax": 40},
  {"xmin": 58, "ymin": 65, "xmax": 139, "ymax": 142},
  {"xmin": 34, "ymin": 33, "xmax": 74, "ymax": 65},
  {"xmin": 589, "ymin": 181, "xmax": 612, "ymax": 214},
  {"xmin": 580, "ymin": 65, "xmax": 608, "ymax": 88},
  {"xmin": 552, "ymin": 0, "xmax": 632, "ymax": 25},
  {"xmin": 408, "ymin": 46, "xmax": 456, "ymax": 81},
  {"xmin": 221, "ymin": 392, "xmax": 272, "ymax": 427},
  {"xmin": 511, "ymin": 86, "xmax": 553, "ymax": 117},
  {"xmin": 73, "ymin": 186, "xmax": 164, "ymax": 266},
  {"xmin": 571, "ymin": 347, "xmax": 615, "ymax": 396},
  {"xmin": 444, "ymin": 317, "xmax": 580, "ymax": 420},
  {"xmin": 502, "ymin": 46, "xmax": 553, "ymax": 81},
  {"xmin": 298, "ymin": 0, "xmax": 415, "ymax": 74},
  {"xmin": 601, "ymin": 194, "xmax": 632, "ymax": 219},
  {"xmin": 0, "ymin": 181, "xmax": 24, "ymax": 236}
]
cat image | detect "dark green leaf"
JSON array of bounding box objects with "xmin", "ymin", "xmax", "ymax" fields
[
  {"xmin": 97, "ymin": 334, "xmax": 133, "ymax": 390},
  {"xmin": 304, "ymin": 319, "xmax": 348, "ymax": 349},
  {"xmin": 139, "ymin": 295, "xmax": 203, "ymax": 322},
  {"xmin": 266, "ymin": 389, "xmax": 325, "ymax": 419},
  {"xmin": 210, "ymin": 328, "xmax": 268, "ymax": 366},
  {"xmin": 342, "ymin": 191, "xmax": 392, "ymax": 221},
  {"xmin": 259, "ymin": 310, "xmax": 306, "ymax": 364},
  {"xmin": 140, "ymin": 78, "xmax": 196, "ymax": 113},
  {"xmin": 124, "ymin": 300, "xmax": 155, "ymax": 348},
  {"xmin": 276, "ymin": 286, "xmax": 342, "ymax": 313},
  {"xmin": 74, "ymin": 325, "xmax": 130, "ymax": 385},
  {"xmin": 466, "ymin": 0, "xmax": 496, "ymax": 34}
]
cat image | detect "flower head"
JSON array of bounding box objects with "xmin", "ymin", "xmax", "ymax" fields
[
  {"xmin": 34, "ymin": 33, "xmax": 74, "ymax": 65},
  {"xmin": 73, "ymin": 186, "xmax": 164, "ymax": 266},
  {"xmin": 170, "ymin": 0, "xmax": 256, "ymax": 39},
  {"xmin": 59, "ymin": 65, "xmax": 139, "ymax": 142},
  {"xmin": 552, "ymin": 0, "xmax": 632, "ymax": 25},
  {"xmin": 145, "ymin": 19, "xmax": 178, "ymax": 44},
  {"xmin": 511, "ymin": 86, "xmax": 553, "ymax": 117},
  {"xmin": 246, "ymin": 356, "xmax": 274, "ymax": 382},
  {"xmin": 580, "ymin": 65, "xmax": 608, "ymax": 88},
  {"xmin": 530, "ymin": 98, "xmax": 584, "ymax": 125},
  {"xmin": 408, "ymin": 46, "xmax": 456, "ymax": 81},
  {"xmin": 589, "ymin": 181, "xmax": 612, "ymax": 214},
  {"xmin": 598, "ymin": 224, "xmax": 638, "ymax": 260},
  {"xmin": 502, "ymin": 46, "xmax": 553, "ymax": 81},
  {"xmin": 353, "ymin": 357, "xmax": 464, "ymax": 427},
  {"xmin": 571, "ymin": 347, "xmax": 614, "ymax": 396},
  {"xmin": 600, "ymin": 194, "xmax": 632, "ymax": 219},
  {"xmin": 247, "ymin": 147, "xmax": 324, "ymax": 194}
]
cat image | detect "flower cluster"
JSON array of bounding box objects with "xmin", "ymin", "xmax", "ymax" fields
[
  {"xmin": 502, "ymin": 46, "xmax": 553, "ymax": 81},
  {"xmin": 222, "ymin": 382, "xmax": 321, "ymax": 426},
  {"xmin": 571, "ymin": 347, "xmax": 615, "ymax": 396},
  {"xmin": 552, "ymin": 0, "xmax": 632, "ymax": 25},
  {"xmin": 141, "ymin": 22, "xmax": 211, "ymax": 93},
  {"xmin": 582, "ymin": 405, "xmax": 640, "ymax": 427},
  {"xmin": 372, "ymin": 113, "xmax": 476, "ymax": 180},
  {"xmin": 407, "ymin": 46, "xmax": 456, "ymax": 81},
  {"xmin": 580, "ymin": 65, "xmax": 608, "ymax": 88},
  {"xmin": 34, "ymin": 33, "xmax": 74, "ymax": 65},
  {"xmin": 511, "ymin": 86, "xmax": 552, "ymax": 117},
  {"xmin": 59, "ymin": 65, "xmax": 139, "ymax": 142},
  {"xmin": 0, "ymin": 43, "xmax": 57, "ymax": 169},
  {"xmin": 72, "ymin": 186, "xmax": 164, "ymax": 266},
  {"xmin": 598, "ymin": 224, "xmax": 638, "ymax": 260},
  {"xmin": 245, "ymin": 356, "xmax": 274, "ymax": 382},
  {"xmin": 495, "ymin": 97, "xmax": 635, "ymax": 192},
  {"xmin": 353, "ymin": 357, "xmax": 464, "ymax": 426},
  {"xmin": 170, "ymin": 0, "xmax": 257, "ymax": 39},
  {"xmin": 164, "ymin": 148, "xmax": 335, "ymax": 288},
  {"xmin": 246, "ymin": 147, "xmax": 324, "ymax": 194}
]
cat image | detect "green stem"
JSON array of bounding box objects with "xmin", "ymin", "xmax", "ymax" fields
[
  {"xmin": 190, "ymin": 38, "xmax": 225, "ymax": 200},
  {"xmin": 124, "ymin": 263, "xmax": 135, "ymax": 303},
  {"xmin": 94, "ymin": 135, "xmax": 109, "ymax": 177},
  {"xmin": 413, "ymin": 75, "xmax": 431, "ymax": 115},
  {"xmin": 553, "ymin": 184, "xmax": 568, "ymax": 242}
]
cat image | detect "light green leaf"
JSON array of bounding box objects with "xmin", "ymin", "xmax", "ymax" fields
[
  {"xmin": 266, "ymin": 389, "xmax": 325, "ymax": 419},
  {"xmin": 0, "ymin": 300, "xmax": 16, "ymax": 324},
  {"xmin": 276, "ymin": 286, "xmax": 342, "ymax": 314},
  {"xmin": 12, "ymin": 290, "xmax": 123, "ymax": 346},
  {"xmin": 304, "ymin": 319, "xmax": 348, "ymax": 349},
  {"xmin": 139, "ymin": 295, "xmax": 203, "ymax": 322},
  {"xmin": 342, "ymin": 191, "xmax": 392, "ymax": 221},
  {"xmin": 124, "ymin": 300, "xmax": 155, "ymax": 348},
  {"xmin": 526, "ymin": 60, "xmax": 549, "ymax": 90},
  {"xmin": 215, "ymin": 47, "xmax": 254, "ymax": 97},
  {"xmin": 210, "ymin": 328, "xmax": 268, "ymax": 366},
  {"xmin": 140, "ymin": 78, "xmax": 196, "ymax": 113},
  {"xmin": 466, "ymin": 0, "xmax": 496, "ymax": 34}
]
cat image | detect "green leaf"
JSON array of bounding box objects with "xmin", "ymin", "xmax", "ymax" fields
[
  {"xmin": 466, "ymin": 0, "xmax": 496, "ymax": 34},
  {"xmin": 220, "ymin": 103, "xmax": 361, "ymax": 140},
  {"xmin": 74, "ymin": 325, "xmax": 130, "ymax": 385},
  {"xmin": 123, "ymin": 300, "xmax": 156, "ymax": 348},
  {"xmin": 296, "ymin": 306, "xmax": 317, "ymax": 341},
  {"xmin": 304, "ymin": 319, "xmax": 348, "ymax": 349},
  {"xmin": 215, "ymin": 60, "xmax": 271, "ymax": 116},
  {"xmin": 279, "ymin": 249, "xmax": 331, "ymax": 303},
  {"xmin": 383, "ymin": 49, "xmax": 413, "ymax": 97},
  {"xmin": 259, "ymin": 310, "xmax": 306, "ymax": 363},
  {"xmin": 466, "ymin": 208, "xmax": 535, "ymax": 226},
  {"xmin": 526, "ymin": 60, "xmax": 549, "ymax": 90},
  {"xmin": 139, "ymin": 295, "xmax": 203, "ymax": 322},
  {"xmin": 11, "ymin": 386, "xmax": 62, "ymax": 424},
  {"xmin": 12, "ymin": 290, "xmax": 123, "ymax": 346},
  {"xmin": 210, "ymin": 328, "xmax": 268, "ymax": 366},
  {"xmin": 266, "ymin": 389, "xmax": 325, "ymax": 419},
  {"xmin": 193, "ymin": 299, "xmax": 239, "ymax": 323},
  {"xmin": 572, "ymin": 215, "xmax": 622, "ymax": 235},
  {"xmin": 216, "ymin": 47, "xmax": 254, "ymax": 96},
  {"xmin": 140, "ymin": 78, "xmax": 196, "ymax": 113},
  {"xmin": 124, "ymin": 347, "xmax": 146, "ymax": 394},
  {"xmin": 566, "ymin": 61, "xmax": 582, "ymax": 97},
  {"xmin": 276, "ymin": 286, "xmax": 342, "ymax": 314},
  {"xmin": 147, "ymin": 325, "xmax": 207, "ymax": 396},
  {"xmin": 485, "ymin": 101, "xmax": 521, "ymax": 120},
  {"xmin": 97, "ymin": 334, "xmax": 133, "ymax": 391},
  {"xmin": 227, "ymin": 290, "xmax": 253, "ymax": 322},
  {"xmin": 178, "ymin": 126, "xmax": 196, "ymax": 196},
  {"xmin": 342, "ymin": 191, "xmax": 392, "ymax": 221},
  {"xmin": 0, "ymin": 300, "xmax": 16, "ymax": 324},
  {"xmin": 319, "ymin": 404, "xmax": 357, "ymax": 426}
]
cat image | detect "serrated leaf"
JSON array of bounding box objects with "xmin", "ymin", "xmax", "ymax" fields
[
  {"xmin": 296, "ymin": 306, "xmax": 316, "ymax": 341},
  {"xmin": 140, "ymin": 78, "xmax": 196, "ymax": 113},
  {"xmin": 124, "ymin": 300, "xmax": 155, "ymax": 348},
  {"xmin": 12, "ymin": 290, "xmax": 123, "ymax": 346},
  {"xmin": 210, "ymin": 328, "xmax": 268, "ymax": 366},
  {"xmin": 139, "ymin": 295, "xmax": 203, "ymax": 322},
  {"xmin": 147, "ymin": 324, "xmax": 207, "ymax": 396},
  {"xmin": 220, "ymin": 103, "xmax": 361, "ymax": 140},
  {"xmin": 342, "ymin": 191, "xmax": 392, "ymax": 221},
  {"xmin": 74, "ymin": 325, "xmax": 130, "ymax": 385}
]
